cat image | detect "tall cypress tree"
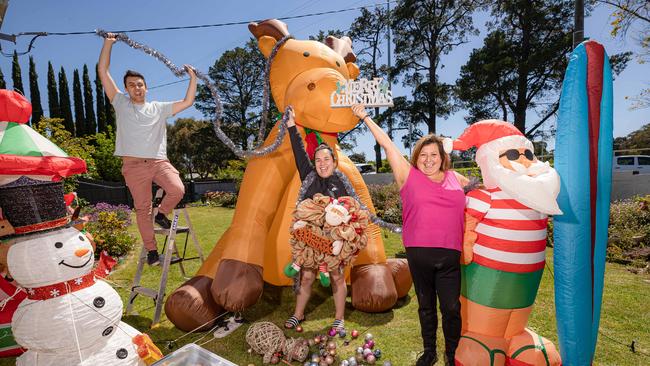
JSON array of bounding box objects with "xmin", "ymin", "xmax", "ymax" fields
[
  {"xmin": 82, "ymin": 65, "xmax": 96, "ymax": 135},
  {"xmin": 104, "ymin": 93, "xmax": 115, "ymax": 131},
  {"xmin": 58, "ymin": 67, "xmax": 74, "ymax": 134},
  {"xmin": 28, "ymin": 56, "xmax": 43, "ymax": 124},
  {"xmin": 72, "ymin": 69, "xmax": 85, "ymax": 136},
  {"xmin": 94, "ymin": 63, "xmax": 106, "ymax": 133},
  {"xmin": 47, "ymin": 62, "xmax": 60, "ymax": 118},
  {"xmin": 11, "ymin": 50, "xmax": 24, "ymax": 95},
  {"xmin": 0, "ymin": 66, "xmax": 6, "ymax": 89}
]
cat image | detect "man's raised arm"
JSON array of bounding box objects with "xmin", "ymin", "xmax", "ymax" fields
[
  {"xmin": 98, "ymin": 33, "xmax": 120, "ymax": 103},
  {"xmin": 171, "ymin": 65, "xmax": 198, "ymax": 115}
]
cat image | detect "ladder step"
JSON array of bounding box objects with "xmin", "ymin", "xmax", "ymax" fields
[
  {"xmin": 153, "ymin": 226, "xmax": 190, "ymax": 234},
  {"xmin": 179, "ymin": 256, "xmax": 200, "ymax": 261},
  {"xmin": 131, "ymin": 286, "xmax": 160, "ymax": 299},
  {"xmin": 169, "ymin": 256, "xmax": 183, "ymax": 265}
]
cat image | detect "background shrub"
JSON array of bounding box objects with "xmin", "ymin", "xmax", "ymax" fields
[
  {"xmin": 92, "ymin": 127, "xmax": 123, "ymax": 182},
  {"xmin": 203, "ymin": 191, "xmax": 238, "ymax": 208},
  {"xmin": 214, "ymin": 159, "xmax": 246, "ymax": 192},
  {"xmin": 82, "ymin": 202, "xmax": 137, "ymax": 258},
  {"xmin": 607, "ymin": 195, "xmax": 650, "ymax": 262},
  {"xmin": 455, "ymin": 166, "xmax": 482, "ymax": 180},
  {"xmin": 368, "ymin": 183, "xmax": 402, "ymax": 224}
]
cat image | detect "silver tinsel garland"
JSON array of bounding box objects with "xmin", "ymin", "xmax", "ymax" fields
[
  {"xmin": 96, "ymin": 29, "xmax": 291, "ymax": 158},
  {"xmin": 254, "ymin": 34, "xmax": 291, "ymax": 149}
]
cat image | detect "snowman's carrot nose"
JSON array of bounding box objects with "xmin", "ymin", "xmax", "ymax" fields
[{"xmin": 75, "ymin": 248, "xmax": 90, "ymax": 257}]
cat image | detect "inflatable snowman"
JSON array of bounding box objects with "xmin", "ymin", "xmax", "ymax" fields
[
  {"xmin": 7, "ymin": 225, "xmax": 158, "ymax": 365},
  {"xmin": 0, "ymin": 88, "xmax": 161, "ymax": 365}
]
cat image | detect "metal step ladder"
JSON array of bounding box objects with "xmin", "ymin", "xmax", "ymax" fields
[{"xmin": 125, "ymin": 189, "xmax": 204, "ymax": 328}]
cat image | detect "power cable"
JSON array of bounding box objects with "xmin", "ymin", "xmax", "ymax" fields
[
  {"xmin": 133, "ymin": 0, "xmax": 373, "ymax": 90},
  {"xmin": 0, "ymin": 1, "xmax": 398, "ymax": 56}
]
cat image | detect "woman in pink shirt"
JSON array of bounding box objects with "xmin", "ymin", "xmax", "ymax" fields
[{"xmin": 352, "ymin": 105, "xmax": 468, "ymax": 366}]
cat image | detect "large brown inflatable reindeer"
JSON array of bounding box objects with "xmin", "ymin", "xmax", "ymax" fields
[{"xmin": 165, "ymin": 19, "xmax": 411, "ymax": 331}]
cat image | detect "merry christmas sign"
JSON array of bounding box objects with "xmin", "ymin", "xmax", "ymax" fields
[{"xmin": 330, "ymin": 77, "xmax": 394, "ymax": 108}]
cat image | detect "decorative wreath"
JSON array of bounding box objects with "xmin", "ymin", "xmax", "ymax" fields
[{"xmin": 289, "ymin": 194, "xmax": 369, "ymax": 270}]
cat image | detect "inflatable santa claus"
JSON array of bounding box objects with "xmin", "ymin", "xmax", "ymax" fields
[{"xmin": 451, "ymin": 120, "xmax": 562, "ymax": 366}]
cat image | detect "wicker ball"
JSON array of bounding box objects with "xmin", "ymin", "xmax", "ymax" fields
[{"xmin": 245, "ymin": 321, "xmax": 308, "ymax": 363}]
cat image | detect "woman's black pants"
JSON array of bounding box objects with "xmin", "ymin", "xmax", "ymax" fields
[{"xmin": 406, "ymin": 247, "xmax": 461, "ymax": 361}]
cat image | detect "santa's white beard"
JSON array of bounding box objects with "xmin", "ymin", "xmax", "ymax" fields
[{"xmin": 491, "ymin": 162, "xmax": 563, "ymax": 215}]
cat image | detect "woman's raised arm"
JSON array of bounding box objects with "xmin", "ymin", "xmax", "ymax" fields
[{"xmin": 351, "ymin": 105, "xmax": 411, "ymax": 188}]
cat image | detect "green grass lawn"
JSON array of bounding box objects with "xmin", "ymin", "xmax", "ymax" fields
[{"xmin": 2, "ymin": 206, "xmax": 649, "ymax": 365}]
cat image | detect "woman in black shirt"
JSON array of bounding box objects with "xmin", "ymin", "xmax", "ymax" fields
[{"xmin": 284, "ymin": 109, "xmax": 349, "ymax": 332}]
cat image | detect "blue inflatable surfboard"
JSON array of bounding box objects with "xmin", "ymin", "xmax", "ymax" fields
[{"xmin": 554, "ymin": 40, "xmax": 613, "ymax": 365}]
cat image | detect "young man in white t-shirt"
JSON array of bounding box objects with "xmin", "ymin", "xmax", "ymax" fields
[{"xmin": 98, "ymin": 33, "xmax": 197, "ymax": 266}]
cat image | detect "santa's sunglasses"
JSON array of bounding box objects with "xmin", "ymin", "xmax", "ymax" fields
[{"xmin": 499, "ymin": 149, "xmax": 535, "ymax": 161}]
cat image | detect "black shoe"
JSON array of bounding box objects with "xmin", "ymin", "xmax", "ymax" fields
[
  {"xmin": 416, "ymin": 350, "xmax": 438, "ymax": 366},
  {"xmin": 154, "ymin": 212, "xmax": 171, "ymax": 229},
  {"xmin": 147, "ymin": 250, "xmax": 160, "ymax": 266}
]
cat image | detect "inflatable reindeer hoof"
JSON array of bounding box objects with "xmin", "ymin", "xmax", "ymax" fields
[
  {"xmin": 350, "ymin": 263, "xmax": 397, "ymax": 312},
  {"xmin": 386, "ymin": 258, "xmax": 412, "ymax": 299},
  {"xmin": 165, "ymin": 276, "xmax": 224, "ymax": 332},
  {"xmin": 211, "ymin": 259, "xmax": 264, "ymax": 312}
]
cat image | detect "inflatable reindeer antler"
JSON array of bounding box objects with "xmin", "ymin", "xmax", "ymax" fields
[
  {"xmin": 248, "ymin": 19, "xmax": 290, "ymax": 41},
  {"xmin": 325, "ymin": 36, "xmax": 356, "ymax": 63}
]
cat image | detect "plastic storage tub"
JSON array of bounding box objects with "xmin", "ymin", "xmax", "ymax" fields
[{"xmin": 152, "ymin": 343, "xmax": 237, "ymax": 366}]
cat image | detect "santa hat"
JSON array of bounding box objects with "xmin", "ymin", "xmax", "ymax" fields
[
  {"xmin": 451, "ymin": 120, "xmax": 532, "ymax": 152},
  {"xmin": 450, "ymin": 120, "xmax": 534, "ymax": 188}
]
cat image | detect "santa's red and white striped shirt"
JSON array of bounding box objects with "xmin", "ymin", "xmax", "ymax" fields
[{"xmin": 465, "ymin": 187, "xmax": 548, "ymax": 273}]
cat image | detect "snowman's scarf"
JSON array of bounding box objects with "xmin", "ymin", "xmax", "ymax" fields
[
  {"xmin": 296, "ymin": 171, "xmax": 402, "ymax": 233},
  {"xmin": 24, "ymin": 272, "xmax": 96, "ymax": 300}
]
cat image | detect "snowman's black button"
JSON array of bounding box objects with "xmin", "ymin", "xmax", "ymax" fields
[
  {"xmin": 116, "ymin": 348, "xmax": 128, "ymax": 359},
  {"xmin": 93, "ymin": 297, "xmax": 105, "ymax": 308},
  {"xmin": 103, "ymin": 326, "xmax": 114, "ymax": 336}
]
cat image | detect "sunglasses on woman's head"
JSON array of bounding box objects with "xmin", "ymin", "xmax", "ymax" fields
[{"xmin": 499, "ymin": 149, "xmax": 535, "ymax": 161}]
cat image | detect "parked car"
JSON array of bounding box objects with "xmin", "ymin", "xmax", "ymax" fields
[
  {"xmin": 613, "ymin": 155, "xmax": 650, "ymax": 174},
  {"xmin": 355, "ymin": 163, "xmax": 376, "ymax": 174}
]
